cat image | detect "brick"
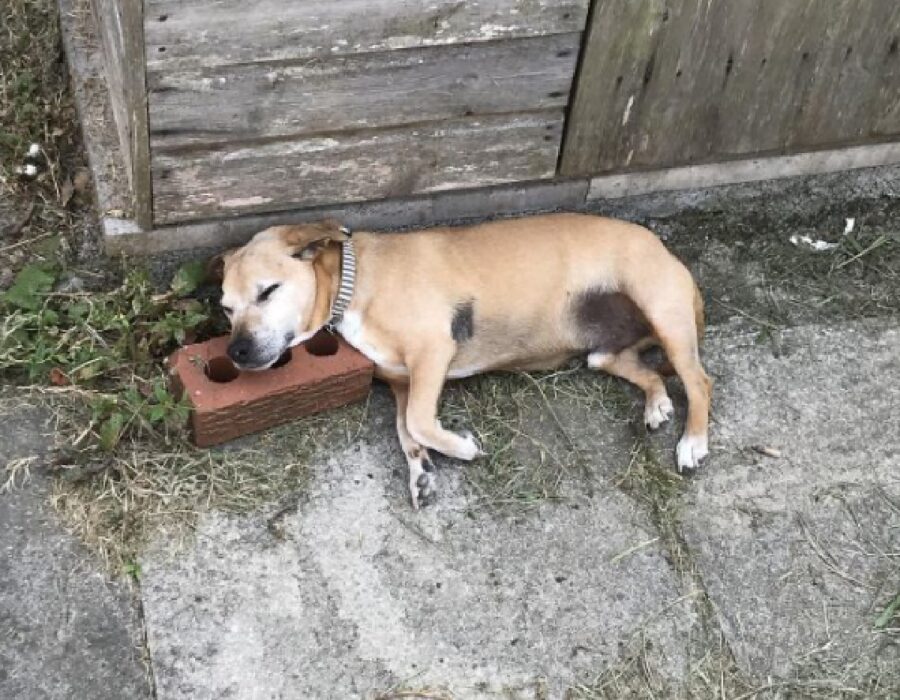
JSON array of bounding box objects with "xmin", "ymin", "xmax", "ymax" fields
[{"xmin": 168, "ymin": 332, "xmax": 374, "ymax": 447}]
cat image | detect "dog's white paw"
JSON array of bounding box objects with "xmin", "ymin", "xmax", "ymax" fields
[
  {"xmin": 409, "ymin": 466, "xmax": 437, "ymax": 510},
  {"xmin": 455, "ymin": 431, "xmax": 484, "ymax": 461},
  {"xmin": 676, "ymin": 433, "xmax": 709, "ymax": 471},
  {"xmin": 644, "ymin": 394, "xmax": 674, "ymax": 430}
]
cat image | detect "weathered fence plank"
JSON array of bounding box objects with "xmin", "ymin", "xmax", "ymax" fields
[
  {"xmin": 91, "ymin": 0, "xmax": 152, "ymax": 227},
  {"xmin": 561, "ymin": 0, "xmax": 900, "ymax": 177},
  {"xmin": 148, "ymin": 34, "xmax": 580, "ymax": 149},
  {"xmin": 91, "ymin": 0, "xmax": 131, "ymax": 175},
  {"xmin": 151, "ymin": 112, "xmax": 564, "ymax": 223},
  {"xmin": 144, "ymin": 0, "xmax": 589, "ymax": 71}
]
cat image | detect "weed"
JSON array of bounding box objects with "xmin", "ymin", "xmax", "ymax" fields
[{"xmin": 1, "ymin": 259, "xmax": 218, "ymax": 451}]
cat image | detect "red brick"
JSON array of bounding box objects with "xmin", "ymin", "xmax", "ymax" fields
[{"xmin": 168, "ymin": 331, "xmax": 374, "ymax": 447}]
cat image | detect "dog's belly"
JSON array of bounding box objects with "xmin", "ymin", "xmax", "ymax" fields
[{"xmin": 447, "ymin": 323, "xmax": 578, "ymax": 377}]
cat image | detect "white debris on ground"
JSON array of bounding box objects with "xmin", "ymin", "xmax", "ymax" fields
[
  {"xmin": 13, "ymin": 143, "xmax": 44, "ymax": 179},
  {"xmin": 789, "ymin": 217, "xmax": 856, "ymax": 251},
  {"xmin": 789, "ymin": 234, "xmax": 838, "ymax": 251},
  {"xmin": 13, "ymin": 163, "xmax": 38, "ymax": 178}
]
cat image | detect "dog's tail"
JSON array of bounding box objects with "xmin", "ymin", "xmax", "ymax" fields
[
  {"xmin": 693, "ymin": 283, "xmax": 706, "ymax": 342},
  {"xmin": 650, "ymin": 284, "xmax": 705, "ymax": 378}
]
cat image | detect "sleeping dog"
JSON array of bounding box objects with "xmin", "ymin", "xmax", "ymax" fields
[{"xmin": 216, "ymin": 214, "xmax": 711, "ymax": 508}]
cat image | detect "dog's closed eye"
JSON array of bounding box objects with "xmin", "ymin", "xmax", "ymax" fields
[{"xmin": 257, "ymin": 283, "xmax": 281, "ymax": 303}]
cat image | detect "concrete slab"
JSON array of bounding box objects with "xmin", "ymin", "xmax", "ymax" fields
[
  {"xmin": 682, "ymin": 323, "xmax": 900, "ymax": 688},
  {"xmin": 0, "ymin": 395, "xmax": 150, "ymax": 699},
  {"xmin": 140, "ymin": 441, "xmax": 696, "ymax": 699}
]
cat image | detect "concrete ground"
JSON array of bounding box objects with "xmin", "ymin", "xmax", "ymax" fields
[
  {"xmin": 0, "ymin": 397, "xmax": 150, "ymax": 699},
  {"xmin": 1, "ymin": 166, "xmax": 899, "ymax": 699}
]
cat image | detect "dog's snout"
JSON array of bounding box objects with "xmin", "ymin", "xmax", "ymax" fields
[{"xmin": 227, "ymin": 336, "xmax": 253, "ymax": 364}]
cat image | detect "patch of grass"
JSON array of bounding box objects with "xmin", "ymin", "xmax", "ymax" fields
[
  {"xmin": 1, "ymin": 0, "xmax": 89, "ymax": 267},
  {"xmin": 1, "ymin": 261, "xmax": 220, "ymax": 449},
  {"xmin": 439, "ymin": 367, "xmax": 635, "ymax": 507},
  {"xmin": 0, "ymin": 387, "xmax": 369, "ymax": 569},
  {"xmin": 0, "ymin": 0, "xmax": 74, "ymax": 179},
  {"xmin": 566, "ymin": 629, "xmax": 753, "ymax": 700},
  {"xmin": 613, "ymin": 439, "xmax": 691, "ymax": 578},
  {"xmin": 662, "ymin": 203, "xmax": 900, "ymax": 334}
]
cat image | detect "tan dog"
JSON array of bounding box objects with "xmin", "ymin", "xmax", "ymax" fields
[{"xmin": 217, "ymin": 213, "xmax": 711, "ymax": 508}]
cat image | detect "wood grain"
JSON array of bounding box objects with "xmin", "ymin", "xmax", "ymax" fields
[
  {"xmin": 151, "ymin": 112, "xmax": 564, "ymax": 223},
  {"xmin": 90, "ymin": 0, "xmax": 152, "ymax": 227},
  {"xmin": 561, "ymin": 0, "xmax": 900, "ymax": 177},
  {"xmin": 148, "ymin": 34, "xmax": 580, "ymax": 149},
  {"xmin": 90, "ymin": 0, "xmax": 131, "ymax": 175},
  {"xmin": 143, "ymin": 0, "xmax": 589, "ymax": 71}
]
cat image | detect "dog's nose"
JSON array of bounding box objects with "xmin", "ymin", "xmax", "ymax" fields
[{"xmin": 227, "ymin": 336, "xmax": 253, "ymax": 365}]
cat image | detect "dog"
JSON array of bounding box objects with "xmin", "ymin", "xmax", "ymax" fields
[{"xmin": 216, "ymin": 213, "xmax": 712, "ymax": 508}]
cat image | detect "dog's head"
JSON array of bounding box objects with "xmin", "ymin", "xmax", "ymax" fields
[{"xmin": 212, "ymin": 220, "xmax": 348, "ymax": 370}]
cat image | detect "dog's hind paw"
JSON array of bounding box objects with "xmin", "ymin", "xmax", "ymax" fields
[
  {"xmin": 644, "ymin": 394, "xmax": 674, "ymax": 430},
  {"xmin": 676, "ymin": 433, "xmax": 708, "ymax": 471},
  {"xmin": 457, "ymin": 431, "xmax": 485, "ymax": 461},
  {"xmin": 410, "ymin": 470, "xmax": 437, "ymax": 510}
]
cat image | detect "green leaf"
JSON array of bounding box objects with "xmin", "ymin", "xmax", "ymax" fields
[
  {"xmin": 41, "ymin": 308, "xmax": 59, "ymax": 326},
  {"xmin": 148, "ymin": 405, "xmax": 167, "ymax": 423},
  {"xmin": 875, "ymin": 591, "xmax": 900, "ymax": 629},
  {"xmin": 1, "ymin": 263, "xmax": 58, "ymax": 310},
  {"xmin": 66, "ymin": 302, "xmax": 89, "ymax": 321},
  {"xmin": 170, "ymin": 260, "xmax": 207, "ymax": 297},
  {"xmin": 152, "ymin": 381, "xmax": 169, "ymax": 404},
  {"xmin": 99, "ymin": 412, "xmax": 125, "ymax": 452}
]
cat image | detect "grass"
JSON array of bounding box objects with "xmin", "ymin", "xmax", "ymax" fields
[
  {"xmin": 1, "ymin": 0, "xmax": 89, "ymax": 261},
  {"xmin": 662, "ymin": 204, "xmax": 900, "ymax": 335},
  {"xmin": 439, "ymin": 366, "xmax": 635, "ymax": 507}
]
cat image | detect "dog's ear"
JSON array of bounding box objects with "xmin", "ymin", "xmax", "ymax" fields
[
  {"xmin": 278, "ymin": 220, "xmax": 349, "ymax": 260},
  {"xmin": 206, "ymin": 248, "xmax": 236, "ymax": 284}
]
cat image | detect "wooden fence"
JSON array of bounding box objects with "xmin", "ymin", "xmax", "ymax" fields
[{"xmin": 73, "ymin": 0, "xmax": 900, "ymax": 250}]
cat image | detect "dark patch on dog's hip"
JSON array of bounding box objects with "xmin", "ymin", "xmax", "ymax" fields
[
  {"xmin": 574, "ymin": 289, "xmax": 652, "ymax": 354},
  {"xmin": 451, "ymin": 300, "xmax": 475, "ymax": 343}
]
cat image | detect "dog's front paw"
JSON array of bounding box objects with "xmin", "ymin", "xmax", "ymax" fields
[
  {"xmin": 456, "ymin": 430, "xmax": 485, "ymax": 461},
  {"xmin": 644, "ymin": 394, "xmax": 674, "ymax": 430},
  {"xmin": 676, "ymin": 433, "xmax": 708, "ymax": 471},
  {"xmin": 409, "ymin": 469, "xmax": 437, "ymax": 510}
]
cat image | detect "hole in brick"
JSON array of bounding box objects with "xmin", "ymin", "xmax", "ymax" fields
[
  {"xmin": 271, "ymin": 349, "xmax": 292, "ymax": 369},
  {"xmin": 206, "ymin": 357, "xmax": 239, "ymax": 383},
  {"xmin": 304, "ymin": 332, "xmax": 339, "ymax": 357}
]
